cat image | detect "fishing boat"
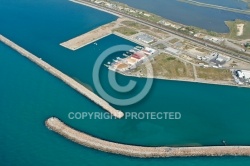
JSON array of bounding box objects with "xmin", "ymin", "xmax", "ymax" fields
[
  {"xmin": 135, "ymin": 46, "xmax": 143, "ymax": 50},
  {"xmin": 129, "ymin": 49, "xmax": 136, "ymax": 53},
  {"xmin": 133, "ymin": 47, "xmax": 140, "ymax": 51},
  {"xmin": 104, "ymin": 64, "xmax": 110, "ymax": 68}
]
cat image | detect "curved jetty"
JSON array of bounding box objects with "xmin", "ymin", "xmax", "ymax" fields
[
  {"xmin": 0, "ymin": 35, "xmax": 124, "ymax": 119},
  {"xmin": 46, "ymin": 117, "xmax": 250, "ymax": 158}
]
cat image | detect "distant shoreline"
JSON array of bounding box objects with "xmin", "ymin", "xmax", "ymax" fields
[
  {"xmin": 70, "ymin": 0, "xmax": 121, "ymax": 17},
  {"xmin": 69, "ymin": 0, "xmax": 250, "ymax": 88}
]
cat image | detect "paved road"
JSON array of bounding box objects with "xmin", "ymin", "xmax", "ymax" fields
[{"xmin": 75, "ymin": 0, "xmax": 250, "ymax": 64}]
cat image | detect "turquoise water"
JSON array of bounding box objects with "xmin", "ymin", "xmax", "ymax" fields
[{"xmin": 1, "ymin": 0, "xmax": 250, "ymax": 165}]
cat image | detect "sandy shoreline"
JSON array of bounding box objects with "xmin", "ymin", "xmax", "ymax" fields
[{"xmin": 237, "ymin": 24, "xmax": 245, "ymax": 36}]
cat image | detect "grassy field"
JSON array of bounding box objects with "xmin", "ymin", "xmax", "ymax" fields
[
  {"xmin": 169, "ymin": 38, "xmax": 179, "ymax": 44},
  {"xmin": 135, "ymin": 53, "xmax": 194, "ymax": 79},
  {"xmin": 225, "ymin": 19, "xmax": 250, "ymax": 40},
  {"xmin": 132, "ymin": 53, "xmax": 234, "ymax": 82},
  {"xmin": 196, "ymin": 67, "xmax": 233, "ymax": 81},
  {"xmin": 121, "ymin": 20, "xmax": 149, "ymax": 30},
  {"xmin": 245, "ymin": 42, "xmax": 250, "ymax": 49},
  {"xmin": 140, "ymin": 30, "xmax": 159, "ymax": 39},
  {"xmin": 195, "ymin": 47, "xmax": 209, "ymax": 53},
  {"xmin": 112, "ymin": 26, "xmax": 138, "ymax": 36},
  {"xmin": 155, "ymin": 43, "xmax": 166, "ymax": 49}
]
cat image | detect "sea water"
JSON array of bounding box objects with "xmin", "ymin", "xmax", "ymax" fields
[{"xmin": 1, "ymin": 0, "xmax": 250, "ymax": 165}]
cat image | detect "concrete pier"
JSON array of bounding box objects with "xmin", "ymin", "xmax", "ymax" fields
[
  {"xmin": 0, "ymin": 35, "xmax": 124, "ymax": 119},
  {"xmin": 46, "ymin": 117, "xmax": 250, "ymax": 158},
  {"xmin": 60, "ymin": 17, "xmax": 126, "ymax": 51}
]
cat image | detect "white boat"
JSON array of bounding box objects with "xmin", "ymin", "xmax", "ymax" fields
[
  {"xmin": 135, "ymin": 46, "xmax": 143, "ymax": 49},
  {"xmin": 133, "ymin": 47, "xmax": 140, "ymax": 51},
  {"xmin": 104, "ymin": 64, "xmax": 109, "ymax": 67},
  {"xmin": 107, "ymin": 62, "xmax": 111, "ymax": 65},
  {"xmin": 123, "ymin": 53, "xmax": 128, "ymax": 57}
]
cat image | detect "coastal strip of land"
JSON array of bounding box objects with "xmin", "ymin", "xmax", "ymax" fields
[
  {"xmin": 46, "ymin": 117, "xmax": 250, "ymax": 158},
  {"xmin": 179, "ymin": 0, "xmax": 250, "ymax": 15},
  {"xmin": 72, "ymin": 0, "xmax": 250, "ymax": 64},
  {"xmin": 60, "ymin": 17, "xmax": 126, "ymax": 50},
  {"xmin": 0, "ymin": 35, "xmax": 124, "ymax": 119},
  {"xmin": 70, "ymin": 0, "xmax": 121, "ymax": 17}
]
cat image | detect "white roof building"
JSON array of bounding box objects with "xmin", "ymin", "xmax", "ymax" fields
[
  {"xmin": 237, "ymin": 70, "xmax": 250, "ymax": 79},
  {"xmin": 242, "ymin": 70, "xmax": 250, "ymax": 79},
  {"xmin": 165, "ymin": 47, "xmax": 181, "ymax": 55},
  {"xmin": 136, "ymin": 34, "xmax": 155, "ymax": 44},
  {"xmin": 95, "ymin": 1, "xmax": 104, "ymax": 4},
  {"xmin": 216, "ymin": 57, "xmax": 224, "ymax": 63},
  {"xmin": 142, "ymin": 47, "xmax": 156, "ymax": 56},
  {"xmin": 144, "ymin": 13, "xmax": 151, "ymax": 17}
]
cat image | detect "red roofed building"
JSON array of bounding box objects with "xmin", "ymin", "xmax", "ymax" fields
[{"xmin": 132, "ymin": 54, "xmax": 142, "ymax": 59}]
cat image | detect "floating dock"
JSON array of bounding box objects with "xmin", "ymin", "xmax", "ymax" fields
[
  {"xmin": 60, "ymin": 17, "xmax": 126, "ymax": 51},
  {"xmin": 46, "ymin": 117, "xmax": 250, "ymax": 158},
  {"xmin": 0, "ymin": 35, "xmax": 124, "ymax": 119}
]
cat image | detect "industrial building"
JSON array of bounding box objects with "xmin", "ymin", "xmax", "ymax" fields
[
  {"xmin": 209, "ymin": 53, "xmax": 231, "ymax": 65},
  {"xmin": 236, "ymin": 70, "xmax": 250, "ymax": 80},
  {"xmin": 136, "ymin": 34, "xmax": 155, "ymax": 44},
  {"xmin": 142, "ymin": 47, "xmax": 156, "ymax": 56}
]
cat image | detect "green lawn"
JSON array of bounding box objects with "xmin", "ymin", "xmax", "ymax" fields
[
  {"xmin": 121, "ymin": 20, "xmax": 149, "ymax": 30},
  {"xmin": 196, "ymin": 67, "xmax": 233, "ymax": 81},
  {"xmin": 225, "ymin": 19, "xmax": 250, "ymax": 40},
  {"xmin": 112, "ymin": 26, "xmax": 138, "ymax": 36}
]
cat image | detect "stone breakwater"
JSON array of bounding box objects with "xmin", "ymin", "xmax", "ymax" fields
[
  {"xmin": 46, "ymin": 117, "xmax": 250, "ymax": 158},
  {"xmin": 0, "ymin": 35, "xmax": 124, "ymax": 119}
]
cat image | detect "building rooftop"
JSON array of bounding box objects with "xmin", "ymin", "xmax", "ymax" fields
[{"xmin": 136, "ymin": 34, "xmax": 154, "ymax": 44}]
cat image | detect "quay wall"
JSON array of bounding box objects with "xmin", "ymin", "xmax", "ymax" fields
[
  {"xmin": 0, "ymin": 35, "xmax": 124, "ymax": 118},
  {"xmin": 60, "ymin": 32, "xmax": 111, "ymax": 51},
  {"xmin": 60, "ymin": 17, "xmax": 127, "ymax": 51},
  {"xmin": 46, "ymin": 117, "xmax": 250, "ymax": 158}
]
